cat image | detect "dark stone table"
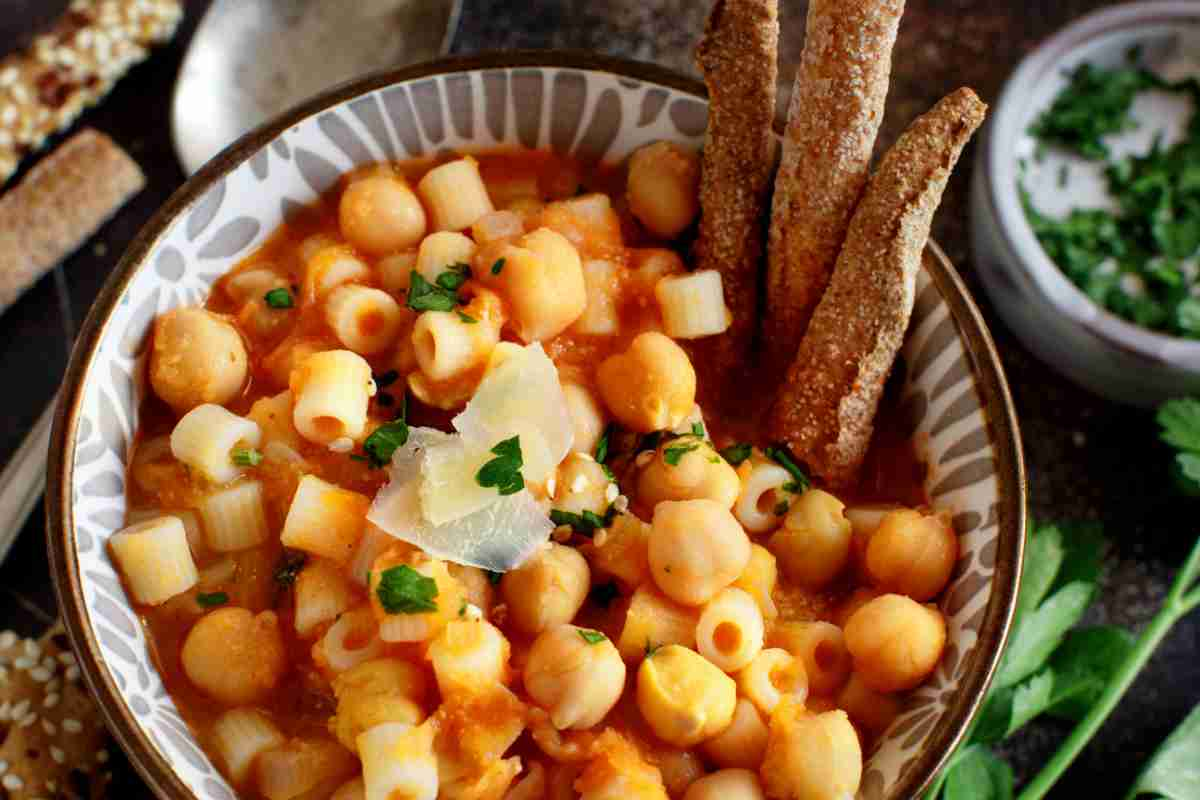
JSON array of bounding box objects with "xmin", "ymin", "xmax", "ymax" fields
[{"xmin": 1, "ymin": 0, "xmax": 1196, "ymax": 796}]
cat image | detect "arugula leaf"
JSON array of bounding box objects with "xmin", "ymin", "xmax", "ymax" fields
[
  {"xmin": 196, "ymin": 591, "xmax": 229, "ymax": 608},
  {"xmin": 944, "ymin": 745, "xmax": 1014, "ymax": 800},
  {"xmin": 231, "ymin": 448, "xmax": 263, "ymax": 467},
  {"xmin": 363, "ymin": 418, "xmax": 410, "ymax": 469},
  {"xmin": 578, "ymin": 629, "xmax": 607, "ymax": 645},
  {"xmin": 476, "ymin": 436, "xmax": 524, "ymax": 495},
  {"xmin": 550, "ymin": 507, "xmax": 616, "ymax": 536},
  {"xmin": 663, "ymin": 441, "xmax": 699, "ymax": 466},
  {"xmin": 1126, "ymin": 704, "xmax": 1200, "ymax": 799},
  {"xmin": 1045, "ymin": 625, "xmax": 1135, "ymax": 722},
  {"xmin": 375, "ymin": 565, "xmax": 439, "ymax": 614},
  {"xmin": 720, "ymin": 442, "xmax": 753, "ymax": 466},
  {"xmin": 1158, "ymin": 398, "xmax": 1200, "ymax": 453},
  {"xmin": 993, "ymin": 581, "xmax": 1094, "ymax": 690},
  {"xmin": 264, "ymin": 287, "xmax": 294, "ymax": 309},
  {"xmin": 407, "ymin": 270, "xmax": 458, "ymax": 312},
  {"xmin": 765, "ymin": 444, "xmax": 811, "ymax": 493}
]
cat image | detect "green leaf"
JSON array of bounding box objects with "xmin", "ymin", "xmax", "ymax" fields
[
  {"xmin": 943, "ymin": 745, "xmax": 1014, "ymax": 800},
  {"xmin": 578, "ymin": 629, "xmax": 607, "ymax": 645},
  {"xmin": 594, "ymin": 425, "xmax": 613, "ymax": 463},
  {"xmin": 264, "ymin": 287, "xmax": 294, "ymax": 309},
  {"xmin": 1126, "ymin": 704, "xmax": 1200, "ymax": 799},
  {"xmin": 491, "ymin": 258, "xmax": 506, "ymax": 275},
  {"xmin": 1007, "ymin": 669, "xmax": 1056, "ymax": 737},
  {"xmin": 1159, "ymin": 398, "xmax": 1200, "ymax": 453},
  {"xmin": 691, "ymin": 422, "xmax": 705, "ymax": 437},
  {"xmin": 407, "ymin": 270, "xmax": 458, "ymax": 312},
  {"xmin": 663, "ymin": 441, "xmax": 699, "ymax": 466},
  {"xmin": 231, "ymin": 448, "xmax": 263, "ymax": 467},
  {"xmin": 273, "ymin": 550, "xmax": 308, "ymax": 587},
  {"xmin": 476, "ymin": 436, "xmax": 525, "ymax": 495},
  {"xmin": 550, "ymin": 507, "xmax": 616, "ymax": 536},
  {"xmin": 1053, "ymin": 521, "xmax": 1107, "ymax": 592},
  {"xmin": 376, "ymin": 565, "xmax": 439, "ymax": 614},
  {"xmin": 363, "ymin": 418, "xmax": 410, "ymax": 469},
  {"xmin": 971, "ymin": 685, "xmax": 1017, "ymax": 746},
  {"xmin": 1016, "ymin": 523, "xmax": 1066, "ymax": 624},
  {"xmin": 196, "ymin": 591, "xmax": 229, "ymax": 608},
  {"xmin": 994, "ymin": 581, "xmax": 1094, "ymax": 690},
  {"xmin": 765, "ymin": 444, "xmax": 811, "ymax": 493},
  {"xmin": 456, "ymin": 310, "xmax": 478, "ymax": 324},
  {"xmin": 720, "ymin": 442, "xmax": 753, "ymax": 466},
  {"xmin": 437, "ymin": 263, "xmax": 471, "ymax": 291},
  {"xmin": 1045, "ymin": 625, "xmax": 1136, "ymax": 722},
  {"xmin": 1171, "ymin": 453, "xmax": 1200, "ymax": 496}
]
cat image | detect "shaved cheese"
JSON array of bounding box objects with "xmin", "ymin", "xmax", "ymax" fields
[
  {"xmin": 367, "ymin": 427, "xmax": 554, "ymax": 571},
  {"xmin": 452, "ymin": 342, "xmax": 572, "ymax": 484},
  {"xmin": 419, "ymin": 438, "xmax": 498, "ymax": 526}
]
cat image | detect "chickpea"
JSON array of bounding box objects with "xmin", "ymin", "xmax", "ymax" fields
[
  {"xmin": 524, "ymin": 624, "xmax": 626, "ymax": 730},
  {"xmin": 181, "ymin": 608, "xmax": 286, "ymax": 705},
  {"xmin": 637, "ymin": 437, "xmax": 741, "ymax": 509},
  {"xmin": 554, "ymin": 454, "xmax": 613, "ymax": 517},
  {"xmin": 626, "ymin": 142, "xmax": 701, "ymax": 239},
  {"xmin": 636, "ymin": 644, "xmax": 736, "ymax": 747},
  {"xmin": 760, "ymin": 704, "xmax": 862, "ymax": 800},
  {"xmin": 338, "ymin": 174, "xmax": 426, "ymax": 255},
  {"xmin": 832, "ymin": 586, "xmax": 882, "ymax": 629},
  {"xmin": 331, "ymin": 777, "xmax": 364, "ymax": 800},
  {"xmin": 769, "ymin": 621, "xmax": 850, "ymax": 696},
  {"xmin": 447, "ymin": 562, "xmax": 495, "ymax": 615},
  {"xmin": 843, "ymin": 594, "xmax": 946, "ymax": 693},
  {"xmin": 150, "ymin": 308, "xmax": 248, "ymax": 413},
  {"xmin": 255, "ymin": 737, "xmax": 357, "ymax": 800},
  {"xmin": 866, "ymin": 509, "xmax": 958, "ymax": 601},
  {"xmin": 684, "ymin": 769, "xmax": 765, "ymax": 800},
  {"xmin": 596, "ymin": 332, "xmax": 697, "ymax": 433},
  {"xmin": 562, "ymin": 381, "xmax": 607, "ymax": 456},
  {"xmin": 477, "ymin": 227, "xmax": 587, "ymax": 342},
  {"xmin": 575, "ymin": 729, "xmax": 669, "ymax": 800},
  {"xmin": 501, "ymin": 543, "xmax": 590, "ymax": 635},
  {"xmin": 768, "ymin": 490, "xmax": 852, "ymax": 588},
  {"xmin": 649, "ymin": 500, "xmax": 751, "ymax": 606},
  {"xmin": 695, "ymin": 587, "xmax": 765, "ymax": 673},
  {"xmin": 736, "ymin": 648, "xmax": 807, "ymax": 717},
  {"xmin": 330, "ymin": 657, "xmax": 428, "ymax": 752},
  {"xmin": 427, "ymin": 619, "xmax": 511, "ymax": 696},
  {"xmin": 836, "ymin": 673, "xmax": 902, "ymax": 741},
  {"xmin": 702, "ymin": 698, "xmax": 769, "ymax": 770},
  {"xmin": 732, "ymin": 544, "xmax": 779, "ymax": 621}
]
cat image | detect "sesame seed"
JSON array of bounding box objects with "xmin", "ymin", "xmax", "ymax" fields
[
  {"xmin": 41, "ymin": 719, "xmax": 56, "ymax": 735},
  {"xmin": 0, "ymin": 631, "xmax": 16, "ymax": 649},
  {"xmin": 0, "ymin": 758, "xmax": 7, "ymax": 772},
  {"xmin": 65, "ymin": 665, "xmax": 81, "ymax": 682},
  {"xmin": 20, "ymin": 712, "xmax": 38, "ymax": 728},
  {"xmin": 23, "ymin": 640, "xmax": 40, "ymax": 659},
  {"xmin": 0, "ymin": 701, "xmax": 10, "ymax": 720},
  {"xmin": 58, "ymin": 652, "xmax": 76, "ymax": 667},
  {"xmin": 30, "ymin": 666, "xmax": 52, "ymax": 683},
  {"xmin": 63, "ymin": 718, "xmax": 83, "ymax": 733},
  {"xmin": 50, "ymin": 747, "xmax": 65, "ymax": 765},
  {"xmin": 3, "ymin": 774, "xmax": 24, "ymax": 791},
  {"xmin": 11, "ymin": 699, "xmax": 30, "ymax": 719},
  {"xmin": 43, "ymin": 692, "xmax": 60, "ymax": 709}
]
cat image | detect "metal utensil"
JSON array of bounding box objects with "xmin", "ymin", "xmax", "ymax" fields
[{"xmin": 171, "ymin": 0, "xmax": 461, "ymax": 174}]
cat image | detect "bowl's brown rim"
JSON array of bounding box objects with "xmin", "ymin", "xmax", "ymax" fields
[{"xmin": 46, "ymin": 50, "xmax": 1026, "ymax": 800}]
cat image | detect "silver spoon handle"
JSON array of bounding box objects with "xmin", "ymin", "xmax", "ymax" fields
[{"xmin": 0, "ymin": 397, "xmax": 55, "ymax": 565}]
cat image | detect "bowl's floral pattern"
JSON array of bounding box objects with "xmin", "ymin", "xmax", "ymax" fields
[{"xmin": 53, "ymin": 59, "xmax": 1022, "ymax": 800}]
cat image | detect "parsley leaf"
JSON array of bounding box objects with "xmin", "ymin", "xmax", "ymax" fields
[
  {"xmin": 1029, "ymin": 62, "xmax": 1159, "ymax": 161},
  {"xmin": 375, "ymin": 564, "xmax": 438, "ymax": 614},
  {"xmin": 1159, "ymin": 398, "xmax": 1200, "ymax": 455},
  {"xmin": 1127, "ymin": 704, "xmax": 1200, "ymax": 800},
  {"xmin": 273, "ymin": 550, "xmax": 308, "ymax": 588},
  {"xmin": 196, "ymin": 591, "xmax": 228, "ymax": 608},
  {"xmin": 720, "ymin": 442, "xmax": 753, "ymax": 466},
  {"xmin": 578, "ymin": 629, "xmax": 607, "ymax": 645},
  {"xmin": 942, "ymin": 745, "xmax": 1014, "ymax": 800},
  {"xmin": 264, "ymin": 287, "xmax": 294, "ymax": 309},
  {"xmin": 663, "ymin": 441, "xmax": 699, "ymax": 466},
  {"xmin": 691, "ymin": 422, "xmax": 705, "ymax": 437},
  {"xmin": 765, "ymin": 444, "xmax": 811, "ymax": 493},
  {"xmin": 594, "ymin": 424, "xmax": 613, "ymax": 464},
  {"xmin": 550, "ymin": 507, "xmax": 616, "ymax": 536},
  {"xmin": 437, "ymin": 263, "xmax": 471, "ymax": 291},
  {"xmin": 231, "ymin": 448, "xmax": 262, "ymax": 467},
  {"xmin": 363, "ymin": 418, "xmax": 410, "ymax": 469},
  {"xmin": 476, "ymin": 436, "xmax": 524, "ymax": 495},
  {"xmin": 456, "ymin": 310, "xmax": 478, "ymax": 324},
  {"xmin": 491, "ymin": 258, "xmax": 506, "ymax": 275},
  {"xmin": 406, "ymin": 270, "xmax": 458, "ymax": 312}
]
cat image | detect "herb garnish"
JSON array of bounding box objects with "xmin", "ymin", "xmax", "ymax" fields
[
  {"xmin": 578, "ymin": 629, "xmax": 607, "ymax": 645},
  {"xmin": 456, "ymin": 310, "xmax": 478, "ymax": 324},
  {"xmin": 550, "ymin": 506, "xmax": 617, "ymax": 536},
  {"xmin": 594, "ymin": 425, "xmax": 613, "ymax": 464},
  {"xmin": 263, "ymin": 287, "xmax": 294, "ymax": 309},
  {"xmin": 491, "ymin": 258, "xmax": 506, "ymax": 275},
  {"xmin": 407, "ymin": 270, "xmax": 462, "ymax": 312},
  {"xmin": 196, "ymin": 592, "xmax": 228, "ymax": 608},
  {"xmin": 375, "ymin": 564, "xmax": 438, "ymax": 614},
  {"xmin": 720, "ymin": 442, "xmax": 753, "ymax": 466},
  {"xmin": 475, "ymin": 436, "xmax": 524, "ymax": 496},
  {"xmin": 273, "ymin": 550, "xmax": 308, "ymax": 588},
  {"xmin": 231, "ymin": 448, "xmax": 262, "ymax": 467},
  {"xmin": 691, "ymin": 422, "xmax": 705, "ymax": 437},
  {"xmin": 437, "ymin": 263, "xmax": 471, "ymax": 291},
  {"xmin": 663, "ymin": 441, "xmax": 699, "ymax": 466},
  {"xmin": 765, "ymin": 444, "xmax": 811, "ymax": 493},
  {"xmin": 645, "ymin": 641, "xmax": 663, "ymax": 658},
  {"xmin": 362, "ymin": 417, "xmax": 409, "ymax": 469}
]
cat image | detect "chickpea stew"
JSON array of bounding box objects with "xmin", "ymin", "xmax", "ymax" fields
[{"xmin": 112, "ymin": 147, "xmax": 955, "ymax": 800}]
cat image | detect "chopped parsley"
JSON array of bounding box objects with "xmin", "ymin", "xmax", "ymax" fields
[
  {"xmin": 196, "ymin": 591, "xmax": 228, "ymax": 608},
  {"xmin": 765, "ymin": 444, "xmax": 811, "ymax": 493},
  {"xmin": 590, "ymin": 581, "xmax": 620, "ymax": 609},
  {"xmin": 362, "ymin": 418, "xmax": 410, "ymax": 469},
  {"xmin": 720, "ymin": 442, "xmax": 753, "ymax": 466},
  {"xmin": 691, "ymin": 422, "xmax": 705, "ymax": 437},
  {"xmin": 437, "ymin": 263, "xmax": 471, "ymax": 291},
  {"xmin": 1029, "ymin": 61, "xmax": 1160, "ymax": 161},
  {"xmin": 273, "ymin": 551, "xmax": 308, "ymax": 588},
  {"xmin": 578, "ymin": 629, "xmax": 607, "ymax": 645},
  {"xmin": 456, "ymin": 310, "xmax": 478, "ymax": 324},
  {"xmin": 550, "ymin": 506, "xmax": 617, "ymax": 536},
  {"xmin": 645, "ymin": 641, "xmax": 663, "ymax": 658},
  {"xmin": 594, "ymin": 425, "xmax": 613, "ymax": 464},
  {"xmin": 231, "ymin": 448, "xmax": 262, "ymax": 467},
  {"xmin": 406, "ymin": 270, "xmax": 460, "ymax": 312},
  {"xmin": 663, "ymin": 440, "xmax": 699, "ymax": 466},
  {"xmin": 263, "ymin": 287, "xmax": 294, "ymax": 309},
  {"xmin": 475, "ymin": 436, "xmax": 524, "ymax": 496},
  {"xmin": 375, "ymin": 565, "xmax": 438, "ymax": 614},
  {"xmin": 459, "ymin": 600, "xmax": 468, "ymax": 617},
  {"xmin": 491, "ymin": 258, "xmax": 506, "ymax": 275}
]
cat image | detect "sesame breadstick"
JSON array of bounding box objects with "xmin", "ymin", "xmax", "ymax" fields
[
  {"xmin": 768, "ymin": 88, "xmax": 987, "ymax": 487},
  {"xmin": 0, "ymin": 0, "xmax": 182, "ymax": 185},
  {"xmin": 0, "ymin": 623, "xmax": 112, "ymax": 800},
  {"xmin": 762, "ymin": 0, "xmax": 904, "ymax": 371},
  {"xmin": 692, "ymin": 0, "xmax": 779, "ymax": 374},
  {"xmin": 0, "ymin": 128, "xmax": 145, "ymax": 314}
]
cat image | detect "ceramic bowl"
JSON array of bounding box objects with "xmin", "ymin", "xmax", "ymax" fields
[
  {"xmin": 47, "ymin": 52, "xmax": 1025, "ymax": 800},
  {"xmin": 971, "ymin": 1, "xmax": 1200, "ymax": 406}
]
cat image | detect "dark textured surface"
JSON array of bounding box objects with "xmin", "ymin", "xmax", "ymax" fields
[{"xmin": 1, "ymin": 0, "xmax": 1196, "ymax": 796}]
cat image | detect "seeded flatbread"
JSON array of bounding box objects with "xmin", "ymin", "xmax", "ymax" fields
[
  {"xmin": 0, "ymin": 623, "xmax": 111, "ymax": 800},
  {"xmin": 0, "ymin": 0, "xmax": 181, "ymax": 186},
  {"xmin": 768, "ymin": 88, "xmax": 987, "ymax": 487}
]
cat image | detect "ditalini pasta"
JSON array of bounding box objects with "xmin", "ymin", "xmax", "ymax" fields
[{"xmin": 112, "ymin": 146, "xmax": 956, "ymax": 799}]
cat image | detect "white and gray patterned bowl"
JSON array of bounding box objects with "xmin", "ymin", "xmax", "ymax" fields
[{"xmin": 47, "ymin": 53, "xmax": 1025, "ymax": 800}]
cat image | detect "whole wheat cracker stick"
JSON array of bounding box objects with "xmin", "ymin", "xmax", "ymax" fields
[
  {"xmin": 0, "ymin": 128, "xmax": 144, "ymax": 314},
  {"xmin": 768, "ymin": 88, "xmax": 986, "ymax": 488},
  {"xmin": 692, "ymin": 0, "xmax": 779, "ymax": 375},
  {"xmin": 762, "ymin": 0, "xmax": 904, "ymax": 371}
]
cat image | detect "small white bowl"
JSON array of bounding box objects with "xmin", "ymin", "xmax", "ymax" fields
[{"xmin": 971, "ymin": 1, "xmax": 1200, "ymax": 406}]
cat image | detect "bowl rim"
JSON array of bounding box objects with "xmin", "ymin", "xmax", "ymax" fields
[
  {"xmin": 46, "ymin": 49, "xmax": 1026, "ymax": 800},
  {"xmin": 983, "ymin": 0, "xmax": 1200, "ymax": 367}
]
